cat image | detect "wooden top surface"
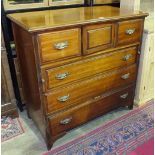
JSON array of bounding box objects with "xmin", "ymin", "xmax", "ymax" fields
[{"xmin": 7, "ymin": 6, "xmax": 148, "ymax": 32}]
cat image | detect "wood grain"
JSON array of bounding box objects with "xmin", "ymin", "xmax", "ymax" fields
[
  {"xmin": 116, "ymin": 19, "xmax": 143, "ymax": 46},
  {"xmin": 37, "ymin": 28, "xmax": 81, "ymax": 63},
  {"xmin": 12, "ymin": 23, "xmax": 46, "ymax": 138},
  {"xmin": 8, "ymin": 6, "xmax": 147, "ymax": 149},
  {"xmin": 48, "ymin": 85, "xmax": 135, "ymax": 136},
  {"xmin": 83, "ymin": 23, "xmax": 115, "ymax": 54},
  {"xmin": 40, "ymin": 44, "xmax": 140, "ymax": 69},
  {"xmin": 14, "ymin": 58, "xmax": 26, "ymax": 104},
  {"xmin": 7, "ymin": 6, "xmax": 148, "ymax": 33},
  {"xmin": 3, "ymin": 0, "xmax": 48, "ymax": 11},
  {"xmin": 49, "ymin": 0, "xmax": 84, "ymax": 6},
  {"xmin": 94, "ymin": 0, "xmax": 119, "ymax": 4},
  {"xmin": 88, "ymin": 27, "xmax": 112, "ymax": 48},
  {"xmin": 45, "ymin": 64, "xmax": 137, "ymax": 114},
  {"xmin": 1, "ymin": 30, "xmax": 18, "ymax": 118},
  {"xmin": 44, "ymin": 46, "xmax": 137, "ymax": 90}
]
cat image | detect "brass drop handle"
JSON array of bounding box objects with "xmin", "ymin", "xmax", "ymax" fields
[
  {"xmin": 121, "ymin": 73, "xmax": 130, "ymax": 80},
  {"xmin": 57, "ymin": 94, "xmax": 70, "ymax": 102},
  {"xmin": 122, "ymin": 54, "xmax": 132, "ymax": 61},
  {"xmin": 120, "ymin": 93, "xmax": 128, "ymax": 99},
  {"xmin": 55, "ymin": 72, "xmax": 69, "ymax": 80},
  {"xmin": 41, "ymin": 79, "xmax": 45, "ymax": 83},
  {"xmin": 125, "ymin": 28, "xmax": 136, "ymax": 35},
  {"xmin": 54, "ymin": 41, "xmax": 68, "ymax": 50},
  {"xmin": 60, "ymin": 117, "xmax": 72, "ymax": 125}
]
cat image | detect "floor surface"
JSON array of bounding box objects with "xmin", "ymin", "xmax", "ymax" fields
[{"xmin": 1, "ymin": 107, "xmax": 130, "ymax": 155}]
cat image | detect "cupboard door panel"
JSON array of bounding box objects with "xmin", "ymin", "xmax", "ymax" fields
[{"xmin": 83, "ymin": 23, "xmax": 115, "ymax": 54}]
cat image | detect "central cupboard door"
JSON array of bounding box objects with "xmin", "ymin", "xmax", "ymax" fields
[{"xmin": 83, "ymin": 23, "xmax": 115, "ymax": 54}]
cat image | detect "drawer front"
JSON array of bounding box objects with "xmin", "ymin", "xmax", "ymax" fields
[
  {"xmin": 116, "ymin": 19, "xmax": 143, "ymax": 46},
  {"xmin": 83, "ymin": 23, "xmax": 115, "ymax": 54},
  {"xmin": 48, "ymin": 85, "xmax": 135, "ymax": 136},
  {"xmin": 45, "ymin": 64, "xmax": 137, "ymax": 113},
  {"xmin": 38, "ymin": 28, "xmax": 81, "ymax": 63},
  {"xmin": 44, "ymin": 47, "xmax": 137, "ymax": 90}
]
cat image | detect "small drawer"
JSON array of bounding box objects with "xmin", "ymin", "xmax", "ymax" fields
[
  {"xmin": 37, "ymin": 28, "xmax": 81, "ymax": 63},
  {"xmin": 48, "ymin": 85, "xmax": 135, "ymax": 136},
  {"xmin": 83, "ymin": 23, "xmax": 115, "ymax": 54},
  {"xmin": 44, "ymin": 64, "xmax": 137, "ymax": 114},
  {"xmin": 43, "ymin": 46, "xmax": 138, "ymax": 90},
  {"xmin": 116, "ymin": 19, "xmax": 143, "ymax": 46}
]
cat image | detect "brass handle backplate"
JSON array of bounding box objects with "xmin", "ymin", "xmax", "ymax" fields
[
  {"xmin": 122, "ymin": 54, "xmax": 132, "ymax": 61},
  {"xmin": 125, "ymin": 29, "xmax": 136, "ymax": 35},
  {"xmin": 41, "ymin": 79, "xmax": 45, "ymax": 83},
  {"xmin": 54, "ymin": 41, "xmax": 68, "ymax": 50},
  {"xmin": 57, "ymin": 94, "xmax": 70, "ymax": 102},
  {"xmin": 120, "ymin": 93, "xmax": 128, "ymax": 99},
  {"xmin": 121, "ymin": 73, "xmax": 130, "ymax": 80},
  {"xmin": 60, "ymin": 117, "xmax": 72, "ymax": 125},
  {"xmin": 55, "ymin": 72, "xmax": 69, "ymax": 80}
]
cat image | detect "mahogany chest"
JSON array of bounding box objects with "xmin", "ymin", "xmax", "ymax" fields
[{"xmin": 7, "ymin": 6, "xmax": 148, "ymax": 149}]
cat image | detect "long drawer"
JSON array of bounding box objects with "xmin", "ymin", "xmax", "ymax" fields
[
  {"xmin": 43, "ymin": 47, "xmax": 137, "ymax": 90},
  {"xmin": 48, "ymin": 85, "xmax": 135, "ymax": 136},
  {"xmin": 44, "ymin": 64, "xmax": 137, "ymax": 113}
]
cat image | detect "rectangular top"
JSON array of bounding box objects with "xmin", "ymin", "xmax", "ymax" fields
[{"xmin": 7, "ymin": 6, "xmax": 148, "ymax": 33}]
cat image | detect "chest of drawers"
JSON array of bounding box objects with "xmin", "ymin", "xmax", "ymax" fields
[{"xmin": 7, "ymin": 6, "xmax": 148, "ymax": 149}]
